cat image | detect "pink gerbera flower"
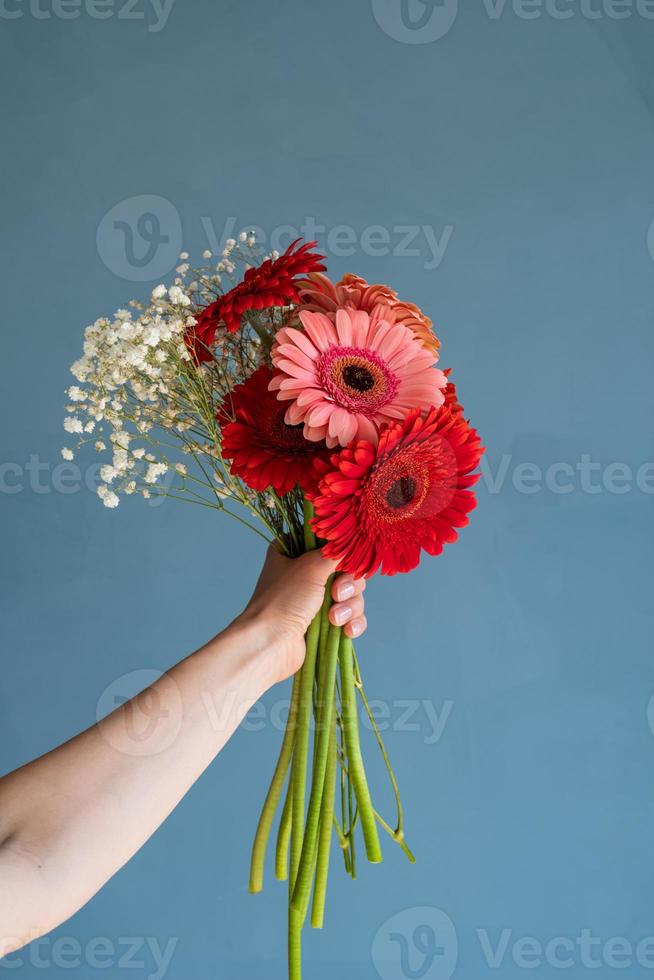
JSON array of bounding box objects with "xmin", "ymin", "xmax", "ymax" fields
[{"xmin": 270, "ymin": 306, "xmax": 447, "ymax": 448}]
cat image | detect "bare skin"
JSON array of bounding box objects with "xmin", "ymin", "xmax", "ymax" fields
[{"xmin": 0, "ymin": 548, "xmax": 367, "ymax": 957}]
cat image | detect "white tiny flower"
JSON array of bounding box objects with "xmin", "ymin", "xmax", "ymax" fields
[
  {"xmin": 202, "ymin": 249, "xmax": 212, "ymax": 259},
  {"xmin": 239, "ymin": 231, "xmax": 247, "ymax": 242},
  {"xmin": 179, "ymin": 251, "xmax": 189, "ymax": 260},
  {"xmin": 97, "ymin": 485, "xmax": 119, "ymax": 508},
  {"xmin": 95, "ymin": 440, "xmax": 107, "ymax": 452},
  {"xmin": 132, "ymin": 447, "xmax": 145, "ymax": 459},
  {"xmin": 61, "ymin": 448, "xmax": 74, "ymax": 461},
  {"xmin": 111, "ymin": 430, "xmax": 131, "ymax": 449},
  {"xmin": 175, "ymin": 463, "xmax": 187, "ymax": 475},
  {"xmin": 145, "ymin": 462, "xmax": 168, "ymax": 484},
  {"xmin": 152, "ymin": 284, "xmax": 167, "ymax": 300},
  {"xmin": 100, "ymin": 465, "xmax": 117, "ymax": 483},
  {"xmin": 142, "ymin": 490, "xmax": 151, "ymax": 499},
  {"xmin": 168, "ymin": 285, "xmax": 191, "ymax": 307},
  {"xmin": 64, "ymin": 416, "xmax": 84, "ymax": 434}
]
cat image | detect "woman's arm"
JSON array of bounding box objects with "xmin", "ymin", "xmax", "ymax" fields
[{"xmin": 0, "ymin": 548, "xmax": 367, "ymax": 957}]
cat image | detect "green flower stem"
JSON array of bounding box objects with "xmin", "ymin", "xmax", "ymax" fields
[
  {"xmin": 249, "ymin": 674, "xmax": 300, "ymax": 893},
  {"xmin": 303, "ymin": 498, "xmax": 316, "ymax": 550},
  {"xmin": 287, "ymin": 500, "xmax": 320, "ymax": 891},
  {"xmin": 289, "ymin": 607, "xmax": 321, "ymax": 890},
  {"xmin": 275, "ymin": 773, "xmax": 293, "ymax": 881},
  {"xmin": 338, "ymin": 635, "xmax": 382, "ymax": 864},
  {"xmin": 310, "ymin": 716, "xmax": 337, "ymax": 929},
  {"xmin": 288, "ymin": 907, "xmax": 303, "ymax": 980},
  {"xmin": 290, "ymin": 621, "xmax": 342, "ymax": 919}
]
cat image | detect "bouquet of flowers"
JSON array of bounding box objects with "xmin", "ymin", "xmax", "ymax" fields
[{"xmin": 64, "ymin": 235, "xmax": 483, "ymax": 979}]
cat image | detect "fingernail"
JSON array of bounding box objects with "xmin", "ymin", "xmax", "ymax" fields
[
  {"xmin": 333, "ymin": 605, "xmax": 352, "ymax": 626},
  {"xmin": 349, "ymin": 619, "xmax": 363, "ymax": 637},
  {"xmin": 337, "ymin": 581, "xmax": 355, "ymax": 600}
]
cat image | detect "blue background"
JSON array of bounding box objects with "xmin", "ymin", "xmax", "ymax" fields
[{"xmin": 1, "ymin": 1, "xmax": 654, "ymax": 977}]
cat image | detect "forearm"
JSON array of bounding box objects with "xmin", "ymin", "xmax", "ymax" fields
[{"xmin": 0, "ymin": 614, "xmax": 277, "ymax": 955}]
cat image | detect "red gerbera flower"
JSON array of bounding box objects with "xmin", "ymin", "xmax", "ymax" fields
[
  {"xmin": 219, "ymin": 366, "xmax": 330, "ymax": 495},
  {"xmin": 443, "ymin": 369, "xmax": 464, "ymax": 415},
  {"xmin": 312, "ymin": 406, "xmax": 484, "ymax": 578},
  {"xmin": 186, "ymin": 239, "xmax": 326, "ymax": 363}
]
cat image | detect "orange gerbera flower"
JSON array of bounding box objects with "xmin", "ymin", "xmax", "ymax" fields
[{"xmin": 296, "ymin": 272, "xmax": 440, "ymax": 355}]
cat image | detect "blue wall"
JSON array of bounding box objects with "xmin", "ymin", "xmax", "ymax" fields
[{"xmin": 2, "ymin": 2, "xmax": 654, "ymax": 977}]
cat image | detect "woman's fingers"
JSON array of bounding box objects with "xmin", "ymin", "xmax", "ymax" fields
[
  {"xmin": 344, "ymin": 615, "xmax": 367, "ymax": 639},
  {"xmin": 330, "ymin": 574, "xmax": 367, "ymax": 634},
  {"xmin": 331, "ymin": 574, "xmax": 366, "ymax": 603}
]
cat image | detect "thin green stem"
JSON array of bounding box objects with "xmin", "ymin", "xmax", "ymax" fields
[
  {"xmin": 303, "ymin": 498, "xmax": 316, "ymax": 550},
  {"xmin": 373, "ymin": 809, "xmax": 416, "ymax": 864},
  {"xmin": 249, "ymin": 674, "xmax": 301, "ymax": 893},
  {"xmin": 288, "ymin": 908, "xmax": 302, "ymax": 980},
  {"xmin": 310, "ymin": 716, "xmax": 337, "ymax": 929},
  {"xmin": 353, "ymin": 650, "xmax": 412, "ymax": 857},
  {"xmin": 275, "ymin": 780, "xmax": 293, "ymax": 881},
  {"xmin": 339, "ymin": 636, "xmax": 382, "ymax": 864}
]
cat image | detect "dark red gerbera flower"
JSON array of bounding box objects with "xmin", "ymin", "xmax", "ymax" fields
[
  {"xmin": 186, "ymin": 239, "xmax": 326, "ymax": 363},
  {"xmin": 219, "ymin": 366, "xmax": 331, "ymax": 495},
  {"xmin": 312, "ymin": 406, "xmax": 484, "ymax": 578}
]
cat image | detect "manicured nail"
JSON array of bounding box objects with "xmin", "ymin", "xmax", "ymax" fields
[
  {"xmin": 333, "ymin": 605, "xmax": 352, "ymax": 626},
  {"xmin": 349, "ymin": 619, "xmax": 363, "ymax": 637},
  {"xmin": 337, "ymin": 581, "xmax": 355, "ymax": 601}
]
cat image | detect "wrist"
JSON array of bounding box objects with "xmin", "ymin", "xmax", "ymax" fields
[{"xmin": 222, "ymin": 608, "xmax": 291, "ymax": 693}]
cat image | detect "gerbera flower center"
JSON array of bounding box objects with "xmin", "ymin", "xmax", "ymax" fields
[
  {"xmin": 364, "ymin": 438, "xmax": 459, "ymax": 525},
  {"xmin": 268, "ymin": 409, "xmax": 309, "ymax": 454},
  {"xmin": 317, "ymin": 346, "xmax": 399, "ymax": 416},
  {"xmin": 342, "ymin": 364, "xmax": 375, "ymax": 393},
  {"xmin": 386, "ymin": 475, "xmax": 418, "ymax": 510}
]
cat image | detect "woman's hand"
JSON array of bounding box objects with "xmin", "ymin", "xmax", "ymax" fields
[{"xmin": 239, "ymin": 547, "xmax": 368, "ymax": 683}]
